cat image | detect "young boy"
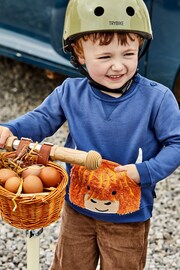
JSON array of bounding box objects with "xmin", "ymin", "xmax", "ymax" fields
[{"xmin": 0, "ymin": 0, "xmax": 180, "ymax": 269}]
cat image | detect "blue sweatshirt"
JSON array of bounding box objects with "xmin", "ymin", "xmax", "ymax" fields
[{"xmin": 3, "ymin": 74, "xmax": 180, "ymax": 222}]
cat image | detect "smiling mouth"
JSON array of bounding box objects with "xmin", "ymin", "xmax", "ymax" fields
[
  {"xmin": 95, "ymin": 208, "xmax": 109, "ymax": 212},
  {"xmin": 106, "ymin": 74, "xmax": 124, "ymax": 80},
  {"xmin": 108, "ymin": 75, "xmax": 121, "ymax": 78}
]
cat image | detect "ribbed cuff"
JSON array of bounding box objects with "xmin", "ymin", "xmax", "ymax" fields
[{"xmin": 136, "ymin": 162, "xmax": 152, "ymax": 187}]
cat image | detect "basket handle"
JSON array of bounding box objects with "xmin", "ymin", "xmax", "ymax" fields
[{"xmin": 4, "ymin": 136, "xmax": 102, "ymax": 170}]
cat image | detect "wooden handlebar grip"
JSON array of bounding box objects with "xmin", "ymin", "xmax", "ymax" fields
[
  {"xmin": 4, "ymin": 136, "xmax": 18, "ymax": 152},
  {"xmin": 4, "ymin": 137, "xmax": 102, "ymax": 170},
  {"xmin": 50, "ymin": 146, "xmax": 102, "ymax": 170}
]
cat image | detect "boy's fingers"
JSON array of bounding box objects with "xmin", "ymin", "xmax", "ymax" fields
[
  {"xmin": 114, "ymin": 165, "xmax": 127, "ymax": 172},
  {"xmin": 0, "ymin": 127, "xmax": 13, "ymax": 148}
]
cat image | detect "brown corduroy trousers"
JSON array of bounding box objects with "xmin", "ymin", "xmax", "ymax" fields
[{"xmin": 51, "ymin": 202, "xmax": 150, "ymax": 270}]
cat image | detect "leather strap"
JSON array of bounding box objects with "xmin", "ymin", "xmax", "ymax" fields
[
  {"xmin": 37, "ymin": 143, "xmax": 53, "ymax": 165},
  {"xmin": 16, "ymin": 138, "xmax": 32, "ymax": 156}
]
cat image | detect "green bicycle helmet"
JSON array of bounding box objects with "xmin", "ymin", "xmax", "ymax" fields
[
  {"xmin": 63, "ymin": 0, "xmax": 153, "ymax": 93},
  {"xmin": 63, "ymin": 0, "xmax": 152, "ymax": 52}
]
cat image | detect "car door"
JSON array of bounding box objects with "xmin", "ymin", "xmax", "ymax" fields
[{"xmin": 143, "ymin": 0, "xmax": 180, "ymax": 92}]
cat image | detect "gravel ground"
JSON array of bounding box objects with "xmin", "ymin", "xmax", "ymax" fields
[{"xmin": 0, "ymin": 56, "xmax": 179, "ymax": 270}]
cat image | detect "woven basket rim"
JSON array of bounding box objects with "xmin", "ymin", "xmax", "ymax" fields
[
  {"xmin": 0, "ymin": 161, "xmax": 68, "ymax": 201},
  {"xmin": 0, "ymin": 158, "xmax": 68, "ymax": 229}
]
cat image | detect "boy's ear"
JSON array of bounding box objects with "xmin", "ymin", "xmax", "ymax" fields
[
  {"xmin": 77, "ymin": 56, "xmax": 85, "ymax": 65},
  {"xmin": 71, "ymin": 43, "xmax": 85, "ymax": 65}
]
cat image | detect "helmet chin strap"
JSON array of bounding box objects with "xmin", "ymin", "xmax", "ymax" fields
[
  {"xmin": 70, "ymin": 55, "xmax": 136, "ymax": 94},
  {"xmin": 89, "ymin": 76, "xmax": 134, "ymax": 94}
]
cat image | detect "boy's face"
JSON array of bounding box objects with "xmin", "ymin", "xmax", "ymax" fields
[{"xmin": 78, "ymin": 34, "xmax": 139, "ymax": 90}]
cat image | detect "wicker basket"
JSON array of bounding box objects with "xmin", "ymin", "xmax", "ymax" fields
[{"xmin": 0, "ymin": 140, "xmax": 68, "ymax": 230}]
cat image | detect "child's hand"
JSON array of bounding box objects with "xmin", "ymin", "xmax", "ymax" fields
[
  {"xmin": 114, "ymin": 164, "xmax": 140, "ymax": 184},
  {"xmin": 0, "ymin": 126, "xmax": 13, "ymax": 148}
]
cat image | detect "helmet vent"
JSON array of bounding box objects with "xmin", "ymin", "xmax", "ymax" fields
[
  {"xmin": 94, "ymin": 6, "xmax": 104, "ymax": 16},
  {"xmin": 126, "ymin": 7, "xmax": 135, "ymax": 16}
]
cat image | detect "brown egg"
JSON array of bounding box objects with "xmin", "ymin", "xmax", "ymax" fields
[
  {"xmin": 21, "ymin": 165, "xmax": 44, "ymax": 178},
  {"xmin": 39, "ymin": 166, "xmax": 61, "ymax": 188},
  {"xmin": 4, "ymin": 176, "xmax": 21, "ymax": 193},
  {"xmin": 23, "ymin": 175, "xmax": 43, "ymax": 193},
  {"xmin": 0, "ymin": 168, "xmax": 17, "ymax": 185}
]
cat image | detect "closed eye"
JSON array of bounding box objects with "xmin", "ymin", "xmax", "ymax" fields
[
  {"xmin": 98, "ymin": 55, "xmax": 110, "ymax": 59},
  {"xmin": 104, "ymin": 202, "xmax": 111, "ymax": 205},
  {"xmin": 125, "ymin": 52, "xmax": 135, "ymax": 56},
  {"xmin": 90, "ymin": 199, "xmax": 97, "ymax": 203}
]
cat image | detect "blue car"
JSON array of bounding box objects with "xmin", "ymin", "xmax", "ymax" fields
[{"xmin": 0, "ymin": 0, "xmax": 179, "ymax": 103}]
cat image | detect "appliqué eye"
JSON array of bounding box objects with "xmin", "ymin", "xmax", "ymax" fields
[
  {"xmin": 90, "ymin": 199, "xmax": 97, "ymax": 203},
  {"xmin": 87, "ymin": 185, "xmax": 90, "ymax": 190},
  {"xmin": 112, "ymin": 191, "xmax": 117, "ymax": 195},
  {"xmin": 104, "ymin": 202, "xmax": 111, "ymax": 205}
]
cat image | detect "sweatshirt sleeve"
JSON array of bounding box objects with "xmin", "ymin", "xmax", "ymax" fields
[
  {"xmin": 1, "ymin": 86, "xmax": 66, "ymax": 142},
  {"xmin": 136, "ymin": 89, "xmax": 180, "ymax": 186}
]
